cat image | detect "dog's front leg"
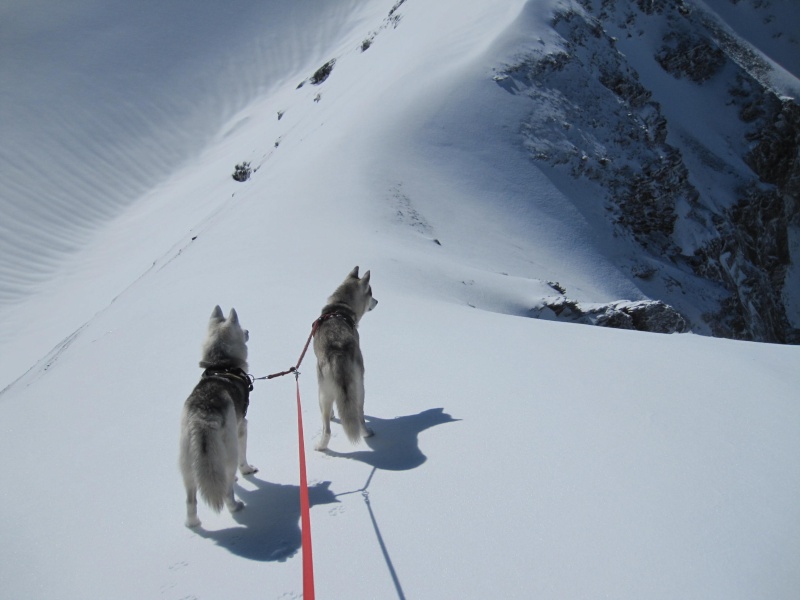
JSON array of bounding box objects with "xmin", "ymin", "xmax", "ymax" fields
[{"xmin": 237, "ymin": 418, "xmax": 258, "ymax": 475}]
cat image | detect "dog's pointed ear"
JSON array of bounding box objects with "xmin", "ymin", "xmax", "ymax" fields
[
  {"xmin": 348, "ymin": 266, "xmax": 360, "ymax": 279},
  {"xmin": 361, "ymin": 270, "xmax": 371, "ymax": 285},
  {"xmin": 228, "ymin": 308, "xmax": 239, "ymax": 325},
  {"xmin": 210, "ymin": 305, "xmax": 225, "ymax": 323}
]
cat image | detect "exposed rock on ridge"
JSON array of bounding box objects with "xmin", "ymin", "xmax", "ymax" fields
[
  {"xmin": 536, "ymin": 296, "xmax": 688, "ymax": 334},
  {"xmin": 497, "ymin": 0, "xmax": 799, "ymax": 343}
]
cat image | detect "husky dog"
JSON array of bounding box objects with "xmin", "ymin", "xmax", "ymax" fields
[
  {"xmin": 179, "ymin": 306, "xmax": 258, "ymax": 528},
  {"xmin": 313, "ymin": 266, "xmax": 378, "ymax": 451}
]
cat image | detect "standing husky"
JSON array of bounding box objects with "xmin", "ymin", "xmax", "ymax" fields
[
  {"xmin": 313, "ymin": 266, "xmax": 378, "ymax": 451},
  {"xmin": 179, "ymin": 306, "xmax": 257, "ymax": 528}
]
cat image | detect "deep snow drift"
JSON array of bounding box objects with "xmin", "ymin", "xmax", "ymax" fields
[{"xmin": 1, "ymin": 1, "xmax": 798, "ymax": 598}]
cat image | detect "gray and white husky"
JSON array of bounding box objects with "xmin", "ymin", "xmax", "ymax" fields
[
  {"xmin": 179, "ymin": 306, "xmax": 258, "ymax": 528},
  {"xmin": 313, "ymin": 266, "xmax": 378, "ymax": 451}
]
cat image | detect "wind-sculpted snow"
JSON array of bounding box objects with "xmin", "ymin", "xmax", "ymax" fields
[{"xmin": 0, "ymin": 0, "xmax": 373, "ymax": 306}]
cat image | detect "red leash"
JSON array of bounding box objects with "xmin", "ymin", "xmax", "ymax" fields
[
  {"xmin": 261, "ymin": 318, "xmax": 321, "ymax": 381},
  {"xmin": 294, "ymin": 371, "xmax": 315, "ymax": 600},
  {"xmin": 258, "ymin": 318, "xmax": 324, "ymax": 600}
]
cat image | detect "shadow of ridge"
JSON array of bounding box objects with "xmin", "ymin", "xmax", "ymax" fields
[
  {"xmin": 195, "ymin": 476, "xmax": 337, "ymax": 562},
  {"xmin": 325, "ymin": 407, "xmax": 460, "ymax": 471}
]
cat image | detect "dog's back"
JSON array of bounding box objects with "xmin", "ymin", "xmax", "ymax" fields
[
  {"xmin": 314, "ymin": 313, "xmax": 365, "ymax": 443},
  {"xmin": 313, "ymin": 267, "xmax": 377, "ymax": 451},
  {"xmin": 179, "ymin": 306, "xmax": 253, "ymax": 527},
  {"xmin": 180, "ymin": 379, "xmax": 240, "ymax": 512}
]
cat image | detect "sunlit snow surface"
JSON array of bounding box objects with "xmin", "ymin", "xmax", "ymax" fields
[{"xmin": 1, "ymin": 1, "xmax": 798, "ymax": 598}]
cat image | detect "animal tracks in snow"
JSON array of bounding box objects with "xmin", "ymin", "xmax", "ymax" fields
[{"xmin": 390, "ymin": 183, "xmax": 435, "ymax": 238}]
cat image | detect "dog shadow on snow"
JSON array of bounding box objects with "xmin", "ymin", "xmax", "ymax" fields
[
  {"xmin": 324, "ymin": 407, "xmax": 459, "ymax": 600},
  {"xmin": 325, "ymin": 407, "xmax": 460, "ymax": 471},
  {"xmin": 195, "ymin": 477, "xmax": 337, "ymax": 562},
  {"xmin": 196, "ymin": 408, "xmax": 458, "ymax": 562}
]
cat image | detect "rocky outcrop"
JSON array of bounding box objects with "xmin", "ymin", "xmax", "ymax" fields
[
  {"xmin": 499, "ymin": 7, "xmax": 693, "ymax": 253},
  {"xmin": 744, "ymin": 95, "xmax": 800, "ymax": 193},
  {"xmin": 655, "ymin": 33, "xmax": 726, "ymax": 83},
  {"xmin": 692, "ymin": 184, "xmax": 795, "ymax": 341},
  {"xmin": 497, "ymin": 0, "xmax": 800, "ymax": 343},
  {"xmin": 695, "ymin": 84, "xmax": 800, "ymax": 342},
  {"xmin": 231, "ymin": 162, "xmax": 251, "ymax": 182},
  {"xmin": 536, "ymin": 297, "xmax": 688, "ymax": 334}
]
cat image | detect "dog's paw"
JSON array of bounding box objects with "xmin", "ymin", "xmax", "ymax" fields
[
  {"xmin": 229, "ymin": 500, "xmax": 245, "ymax": 513},
  {"xmin": 362, "ymin": 427, "xmax": 375, "ymax": 438},
  {"xmin": 239, "ymin": 464, "xmax": 258, "ymax": 476},
  {"xmin": 185, "ymin": 517, "xmax": 202, "ymax": 528},
  {"xmin": 315, "ymin": 432, "xmax": 331, "ymax": 451}
]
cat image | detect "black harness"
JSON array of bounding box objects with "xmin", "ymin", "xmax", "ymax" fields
[
  {"xmin": 201, "ymin": 366, "xmax": 253, "ymax": 415},
  {"xmin": 208, "ymin": 312, "xmax": 357, "ymax": 389}
]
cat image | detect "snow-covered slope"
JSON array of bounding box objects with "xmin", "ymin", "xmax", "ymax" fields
[
  {"xmin": 1, "ymin": 1, "xmax": 799, "ymax": 598},
  {"xmin": 0, "ymin": 0, "xmax": 377, "ymax": 302}
]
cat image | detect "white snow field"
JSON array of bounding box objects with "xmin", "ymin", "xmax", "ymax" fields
[{"xmin": 1, "ymin": 1, "xmax": 798, "ymax": 598}]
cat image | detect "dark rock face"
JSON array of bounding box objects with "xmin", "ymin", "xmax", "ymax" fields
[
  {"xmin": 502, "ymin": 8, "xmax": 693, "ymax": 253},
  {"xmin": 497, "ymin": 0, "xmax": 800, "ymax": 343},
  {"xmin": 696, "ymin": 73, "xmax": 800, "ymax": 343},
  {"xmin": 231, "ymin": 162, "xmax": 251, "ymax": 182},
  {"xmin": 537, "ymin": 297, "xmax": 688, "ymax": 334},
  {"xmin": 310, "ymin": 59, "xmax": 336, "ymax": 85},
  {"xmin": 655, "ymin": 34, "xmax": 726, "ymax": 83},
  {"xmin": 744, "ymin": 97, "xmax": 800, "ymax": 192},
  {"xmin": 691, "ymin": 185, "xmax": 794, "ymax": 341}
]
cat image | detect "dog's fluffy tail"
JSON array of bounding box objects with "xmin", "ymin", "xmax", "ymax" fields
[
  {"xmin": 330, "ymin": 355, "xmax": 363, "ymax": 444},
  {"xmin": 180, "ymin": 411, "xmax": 232, "ymax": 512}
]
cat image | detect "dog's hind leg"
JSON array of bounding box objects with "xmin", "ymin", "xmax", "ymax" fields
[
  {"xmin": 181, "ymin": 439, "xmax": 202, "ymax": 527},
  {"xmin": 315, "ymin": 383, "xmax": 333, "ymax": 451},
  {"xmin": 356, "ymin": 376, "xmax": 374, "ymax": 438},
  {"xmin": 185, "ymin": 486, "xmax": 201, "ymax": 528},
  {"xmin": 237, "ymin": 418, "xmax": 258, "ymax": 475},
  {"xmin": 224, "ymin": 485, "xmax": 244, "ymax": 514},
  {"xmin": 361, "ymin": 418, "xmax": 374, "ymax": 438}
]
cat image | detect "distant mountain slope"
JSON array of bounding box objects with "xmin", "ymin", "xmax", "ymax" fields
[
  {"xmin": 495, "ymin": 0, "xmax": 799, "ymax": 342},
  {"xmin": 1, "ymin": 0, "xmax": 797, "ymax": 348},
  {"xmin": 0, "ymin": 0, "xmax": 375, "ymax": 305}
]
